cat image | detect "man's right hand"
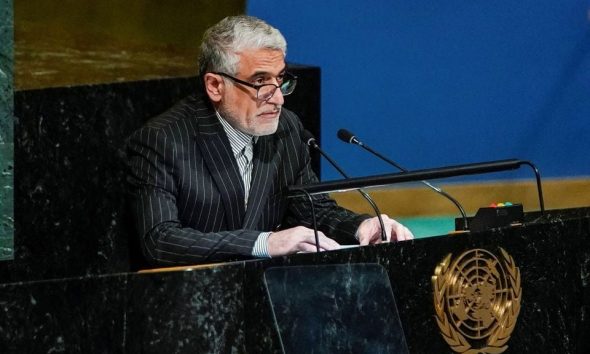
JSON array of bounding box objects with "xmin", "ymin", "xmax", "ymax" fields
[{"xmin": 267, "ymin": 226, "xmax": 340, "ymax": 257}]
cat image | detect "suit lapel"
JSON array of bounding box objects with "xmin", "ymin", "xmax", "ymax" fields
[
  {"xmin": 243, "ymin": 134, "xmax": 279, "ymax": 229},
  {"xmin": 193, "ymin": 100, "xmax": 245, "ymax": 229}
]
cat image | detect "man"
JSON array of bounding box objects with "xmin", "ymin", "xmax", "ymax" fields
[{"xmin": 126, "ymin": 15, "xmax": 413, "ymax": 266}]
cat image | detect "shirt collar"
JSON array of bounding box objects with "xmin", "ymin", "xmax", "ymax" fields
[{"xmin": 216, "ymin": 110, "xmax": 258, "ymax": 158}]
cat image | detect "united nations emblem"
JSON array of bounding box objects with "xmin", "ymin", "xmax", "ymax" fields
[{"xmin": 431, "ymin": 248, "xmax": 521, "ymax": 353}]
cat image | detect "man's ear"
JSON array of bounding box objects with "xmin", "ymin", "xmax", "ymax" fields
[{"xmin": 203, "ymin": 73, "xmax": 224, "ymax": 103}]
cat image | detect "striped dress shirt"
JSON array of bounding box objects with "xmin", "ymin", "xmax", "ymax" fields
[{"xmin": 216, "ymin": 111, "xmax": 270, "ymax": 258}]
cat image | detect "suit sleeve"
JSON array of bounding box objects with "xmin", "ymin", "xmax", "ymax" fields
[
  {"xmin": 126, "ymin": 126, "xmax": 260, "ymax": 266},
  {"xmin": 281, "ymin": 114, "xmax": 371, "ymax": 245}
]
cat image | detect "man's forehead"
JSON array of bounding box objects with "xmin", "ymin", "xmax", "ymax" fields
[{"xmin": 237, "ymin": 48, "xmax": 285, "ymax": 76}]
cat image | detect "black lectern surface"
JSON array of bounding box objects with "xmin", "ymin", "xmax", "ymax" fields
[{"xmin": 0, "ymin": 207, "xmax": 589, "ymax": 353}]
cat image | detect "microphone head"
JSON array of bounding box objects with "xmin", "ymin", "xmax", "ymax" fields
[
  {"xmin": 337, "ymin": 129, "xmax": 357, "ymax": 144},
  {"xmin": 301, "ymin": 129, "xmax": 317, "ymax": 147}
]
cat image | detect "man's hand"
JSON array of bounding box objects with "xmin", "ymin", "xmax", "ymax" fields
[
  {"xmin": 267, "ymin": 226, "xmax": 340, "ymax": 256},
  {"xmin": 356, "ymin": 215, "xmax": 414, "ymax": 246}
]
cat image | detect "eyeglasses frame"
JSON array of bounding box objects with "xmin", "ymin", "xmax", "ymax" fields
[{"xmin": 212, "ymin": 71, "xmax": 298, "ymax": 102}]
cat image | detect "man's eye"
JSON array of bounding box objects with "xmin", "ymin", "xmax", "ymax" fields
[{"xmin": 253, "ymin": 77, "xmax": 266, "ymax": 85}]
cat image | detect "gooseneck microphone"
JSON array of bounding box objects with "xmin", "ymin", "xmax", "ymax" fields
[
  {"xmin": 302, "ymin": 130, "xmax": 387, "ymax": 241},
  {"xmin": 337, "ymin": 128, "xmax": 469, "ymax": 230}
]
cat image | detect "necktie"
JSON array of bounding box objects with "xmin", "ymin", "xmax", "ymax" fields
[{"xmin": 240, "ymin": 140, "xmax": 254, "ymax": 208}]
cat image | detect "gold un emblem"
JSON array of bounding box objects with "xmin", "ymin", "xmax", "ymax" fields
[{"xmin": 432, "ymin": 248, "xmax": 521, "ymax": 353}]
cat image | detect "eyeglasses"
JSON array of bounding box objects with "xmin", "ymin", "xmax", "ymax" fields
[{"xmin": 213, "ymin": 71, "xmax": 297, "ymax": 102}]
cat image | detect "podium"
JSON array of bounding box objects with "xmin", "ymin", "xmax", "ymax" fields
[{"xmin": 0, "ymin": 207, "xmax": 589, "ymax": 353}]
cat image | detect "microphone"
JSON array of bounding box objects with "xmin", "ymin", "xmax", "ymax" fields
[
  {"xmin": 337, "ymin": 128, "xmax": 469, "ymax": 230},
  {"xmin": 302, "ymin": 130, "xmax": 387, "ymax": 241}
]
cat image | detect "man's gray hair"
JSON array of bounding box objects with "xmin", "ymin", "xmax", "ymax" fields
[{"xmin": 199, "ymin": 15, "xmax": 287, "ymax": 77}]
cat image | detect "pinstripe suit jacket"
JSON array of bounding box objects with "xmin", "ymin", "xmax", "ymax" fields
[{"xmin": 126, "ymin": 94, "xmax": 368, "ymax": 266}]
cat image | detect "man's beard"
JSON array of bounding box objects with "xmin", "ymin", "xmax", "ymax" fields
[{"xmin": 219, "ymin": 106, "xmax": 281, "ymax": 137}]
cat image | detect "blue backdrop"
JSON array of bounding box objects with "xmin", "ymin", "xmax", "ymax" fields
[{"xmin": 248, "ymin": 1, "xmax": 590, "ymax": 181}]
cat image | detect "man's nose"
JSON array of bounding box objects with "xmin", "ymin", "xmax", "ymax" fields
[{"xmin": 267, "ymin": 87, "xmax": 284, "ymax": 105}]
